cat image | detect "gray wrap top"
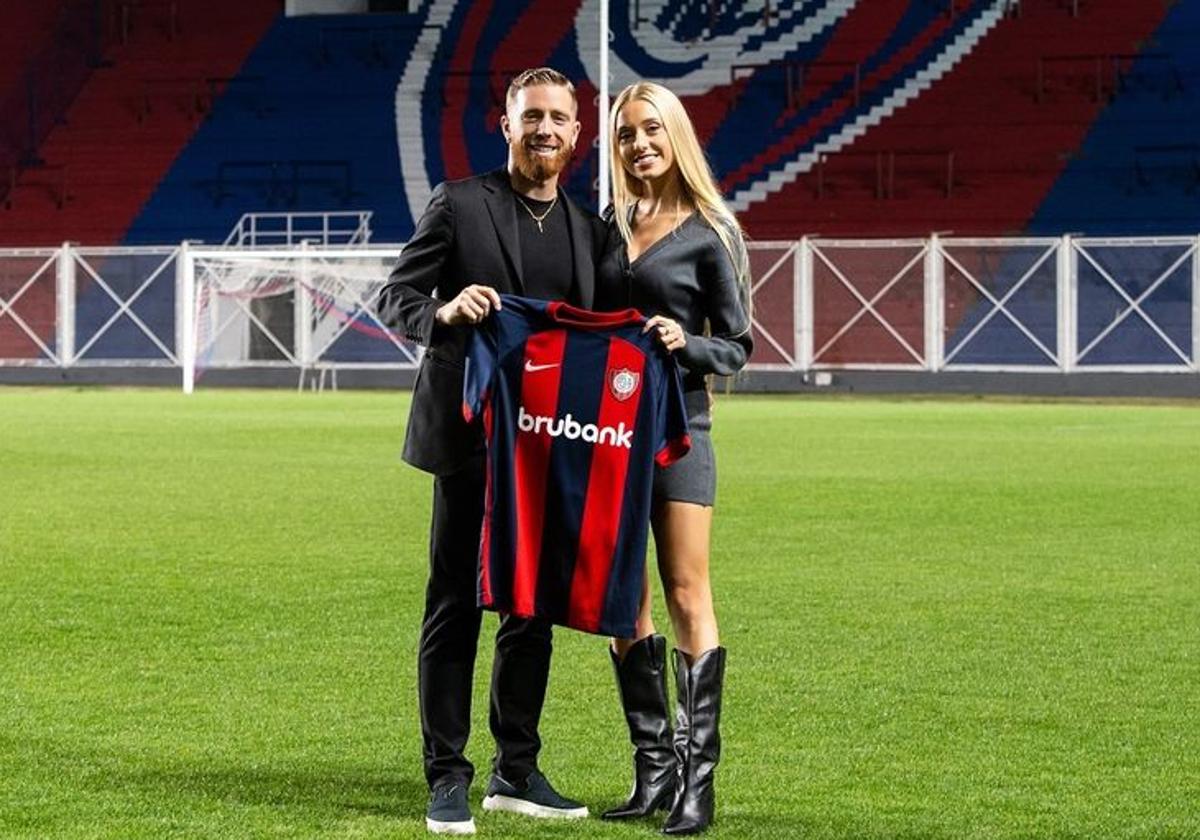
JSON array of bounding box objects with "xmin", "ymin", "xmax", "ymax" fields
[{"xmin": 597, "ymin": 213, "xmax": 754, "ymax": 392}]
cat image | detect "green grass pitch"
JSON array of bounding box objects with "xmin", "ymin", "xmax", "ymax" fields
[{"xmin": 1, "ymin": 387, "xmax": 1197, "ymax": 839}]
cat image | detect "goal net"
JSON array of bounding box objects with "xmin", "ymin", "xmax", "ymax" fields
[{"xmin": 181, "ymin": 246, "xmax": 418, "ymax": 391}]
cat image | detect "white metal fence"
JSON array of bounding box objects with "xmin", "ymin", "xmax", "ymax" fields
[
  {"xmin": 0, "ymin": 246, "xmax": 181, "ymax": 367},
  {"xmin": 2, "ymin": 236, "xmax": 1196, "ymax": 391},
  {"xmin": 743, "ymin": 235, "xmax": 1198, "ymax": 375}
]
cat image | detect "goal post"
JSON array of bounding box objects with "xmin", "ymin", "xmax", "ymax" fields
[{"xmin": 179, "ymin": 244, "xmax": 418, "ymax": 393}]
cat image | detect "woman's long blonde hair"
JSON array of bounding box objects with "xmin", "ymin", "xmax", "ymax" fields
[{"xmin": 609, "ymin": 81, "xmax": 750, "ymax": 287}]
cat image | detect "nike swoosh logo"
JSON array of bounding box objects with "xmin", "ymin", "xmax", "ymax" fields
[{"xmin": 524, "ymin": 361, "xmax": 559, "ymax": 373}]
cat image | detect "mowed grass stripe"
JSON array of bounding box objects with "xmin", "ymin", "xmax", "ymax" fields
[{"xmin": 1, "ymin": 388, "xmax": 1197, "ymax": 839}]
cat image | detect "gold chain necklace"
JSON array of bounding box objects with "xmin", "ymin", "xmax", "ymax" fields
[{"xmin": 516, "ymin": 194, "xmax": 558, "ymax": 233}]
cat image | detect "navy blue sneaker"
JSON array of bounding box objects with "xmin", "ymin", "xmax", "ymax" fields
[
  {"xmin": 482, "ymin": 769, "xmax": 588, "ymax": 819},
  {"xmin": 426, "ymin": 783, "xmax": 475, "ymax": 835}
]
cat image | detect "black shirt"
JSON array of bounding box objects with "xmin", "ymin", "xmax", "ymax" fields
[{"xmin": 515, "ymin": 193, "xmax": 577, "ymax": 304}]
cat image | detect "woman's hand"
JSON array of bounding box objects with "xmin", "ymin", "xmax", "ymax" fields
[{"xmin": 644, "ymin": 315, "xmax": 686, "ymax": 352}]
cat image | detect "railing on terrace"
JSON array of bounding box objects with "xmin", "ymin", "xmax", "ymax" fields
[
  {"xmin": 1036, "ymin": 52, "xmax": 1182, "ymax": 104},
  {"xmin": 813, "ymin": 149, "xmax": 955, "ymax": 200},
  {"xmin": 223, "ymin": 211, "xmax": 375, "ymax": 247},
  {"xmin": 729, "ymin": 58, "xmax": 862, "ymax": 115},
  {"xmin": 1, "ymin": 236, "xmax": 1197, "ymax": 391}
]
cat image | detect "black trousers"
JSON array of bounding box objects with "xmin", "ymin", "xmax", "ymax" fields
[{"xmin": 418, "ymin": 455, "xmax": 553, "ymax": 790}]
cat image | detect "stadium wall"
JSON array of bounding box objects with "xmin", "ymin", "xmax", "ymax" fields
[{"xmin": 2, "ymin": 0, "xmax": 1198, "ymax": 396}]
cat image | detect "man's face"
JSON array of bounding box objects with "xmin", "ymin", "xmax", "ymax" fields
[{"xmin": 502, "ymin": 84, "xmax": 580, "ymax": 183}]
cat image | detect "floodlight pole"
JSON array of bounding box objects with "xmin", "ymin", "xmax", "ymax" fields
[{"xmin": 598, "ymin": 0, "xmax": 610, "ymax": 213}]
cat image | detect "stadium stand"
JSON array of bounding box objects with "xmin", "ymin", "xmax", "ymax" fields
[
  {"xmin": 732, "ymin": 0, "xmax": 1173, "ymax": 238},
  {"xmin": 1030, "ymin": 0, "xmax": 1200, "ymax": 234},
  {"xmin": 2, "ymin": 0, "xmax": 1196, "ymax": 380},
  {"xmin": 0, "ymin": 0, "xmax": 279, "ymax": 246},
  {"xmin": 0, "ymin": 3, "xmax": 68, "ymax": 105},
  {"xmin": 3, "ymin": 0, "xmax": 1191, "ymax": 246},
  {"xmin": 1, "ymin": 1, "xmax": 92, "ymax": 207},
  {"xmin": 123, "ymin": 13, "xmax": 434, "ymax": 244},
  {"xmin": 0, "ymin": 0, "xmax": 278, "ymax": 362}
]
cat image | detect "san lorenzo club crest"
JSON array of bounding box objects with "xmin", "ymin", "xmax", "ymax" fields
[{"xmin": 609, "ymin": 368, "xmax": 640, "ymax": 402}]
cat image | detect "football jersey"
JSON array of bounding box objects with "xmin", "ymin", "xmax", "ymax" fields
[{"xmin": 462, "ymin": 295, "xmax": 691, "ymax": 637}]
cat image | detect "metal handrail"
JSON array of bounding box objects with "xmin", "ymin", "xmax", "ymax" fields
[
  {"xmin": 223, "ymin": 211, "xmax": 375, "ymax": 247},
  {"xmin": 729, "ymin": 59, "xmax": 861, "ymax": 114}
]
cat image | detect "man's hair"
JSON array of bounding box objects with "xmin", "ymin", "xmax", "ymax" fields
[{"xmin": 505, "ymin": 67, "xmax": 577, "ymax": 111}]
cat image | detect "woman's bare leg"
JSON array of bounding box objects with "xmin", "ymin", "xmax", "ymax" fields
[{"xmin": 653, "ymin": 501, "xmax": 717, "ymax": 656}]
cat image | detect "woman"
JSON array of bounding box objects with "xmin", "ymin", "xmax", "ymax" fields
[{"xmin": 598, "ymin": 81, "xmax": 753, "ymax": 835}]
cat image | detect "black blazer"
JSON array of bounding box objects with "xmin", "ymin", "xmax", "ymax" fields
[{"xmin": 376, "ymin": 168, "xmax": 605, "ymax": 476}]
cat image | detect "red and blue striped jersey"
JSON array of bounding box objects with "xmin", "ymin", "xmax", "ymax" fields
[{"xmin": 462, "ymin": 295, "xmax": 691, "ymax": 637}]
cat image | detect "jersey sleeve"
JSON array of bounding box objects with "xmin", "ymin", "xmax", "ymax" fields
[
  {"xmin": 462, "ymin": 314, "xmax": 500, "ymax": 423},
  {"xmin": 654, "ymin": 355, "xmax": 692, "ymax": 467}
]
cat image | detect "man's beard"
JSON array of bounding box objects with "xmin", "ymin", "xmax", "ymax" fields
[{"xmin": 512, "ymin": 138, "xmax": 573, "ymax": 182}]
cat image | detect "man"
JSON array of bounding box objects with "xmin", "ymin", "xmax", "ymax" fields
[{"xmin": 375, "ymin": 67, "xmax": 605, "ymax": 835}]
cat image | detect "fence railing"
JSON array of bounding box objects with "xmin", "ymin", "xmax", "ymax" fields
[
  {"xmin": 747, "ymin": 235, "xmax": 1198, "ymax": 373},
  {"xmin": 2, "ymin": 236, "xmax": 1197, "ymax": 390},
  {"xmin": 223, "ymin": 211, "xmax": 375, "ymax": 246}
]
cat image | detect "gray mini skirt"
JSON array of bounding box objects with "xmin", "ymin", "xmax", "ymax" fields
[{"xmin": 653, "ymin": 390, "xmax": 716, "ymax": 507}]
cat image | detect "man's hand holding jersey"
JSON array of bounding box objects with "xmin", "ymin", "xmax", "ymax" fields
[{"xmin": 436, "ymin": 284, "xmax": 502, "ymax": 326}]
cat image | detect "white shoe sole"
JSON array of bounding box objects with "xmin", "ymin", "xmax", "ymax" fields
[
  {"xmin": 481, "ymin": 794, "xmax": 589, "ymax": 819},
  {"xmin": 425, "ymin": 816, "xmax": 476, "ymax": 835}
]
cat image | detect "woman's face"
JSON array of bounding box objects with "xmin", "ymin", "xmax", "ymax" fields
[{"xmin": 616, "ymin": 99, "xmax": 676, "ymax": 184}]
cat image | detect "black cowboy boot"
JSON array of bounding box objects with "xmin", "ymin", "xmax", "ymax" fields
[
  {"xmin": 662, "ymin": 647, "xmax": 725, "ymax": 835},
  {"xmin": 602, "ymin": 634, "xmax": 676, "ymax": 819}
]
